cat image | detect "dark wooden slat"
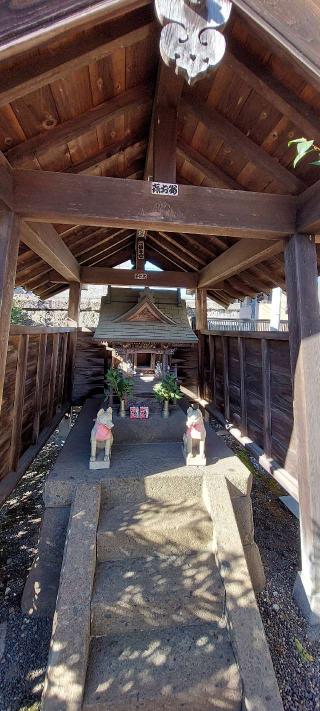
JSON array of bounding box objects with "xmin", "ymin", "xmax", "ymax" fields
[
  {"xmin": 32, "ymin": 333, "xmax": 48, "ymax": 444},
  {"xmin": 209, "ymin": 335, "xmax": 216, "ymax": 404},
  {"xmin": 21, "ymin": 221, "xmax": 80, "ymax": 282},
  {"xmin": 47, "ymin": 334, "xmax": 60, "ymax": 424},
  {"xmin": 6, "ymin": 83, "xmax": 153, "ymax": 167},
  {"xmin": 198, "ymin": 239, "xmax": 284, "ymax": 288},
  {"xmin": 181, "ymin": 97, "xmax": 305, "ymax": 194},
  {"xmin": 9, "ymin": 334, "xmax": 29, "ymax": 470},
  {"xmin": 284, "ymin": 232, "xmax": 320, "ymax": 620},
  {"xmin": 222, "ymin": 336, "xmax": 230, "ymax": 421},
  {"xmin": 58, "ymin": 333, "xmax": 69, "ymax": 406},
  {"xmin": 67, "ymin": 283, "xmax": 81, "ymax": 401},
  {"xmin": 14, "ymin": 169, "xmax": 296, "ymax": 239},
  {"xmin": 0, "ymin": 8, "xmax": 154, "ymax": 107},
  {"xmin": 238, "ymin": 336, "xmax": 247, "ymax": 436},
  {"xmin": 261, "ymin": 338, "xmax": 272, "ymax": 456},
  {"xmin": 195, "ymin": 289, "xmax": 207, "ymax": 330},
  {"xmin": 0, "ymin": 211, "xmax": 20, "ymax": 411}
]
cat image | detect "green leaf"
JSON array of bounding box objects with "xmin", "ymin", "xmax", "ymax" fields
[
  {"xmin": 293, "ymin": 148, "xmax": 314, "ymax": 168},
  {"xmin": 295, "ymin": 638, "xmax": 314, "ymax": 663},
  {"xmin": 311, "ymin": 159, "xmax": 320, "ymax": 166},
  {"xmin": 288, "ymin": 137, "xmax": 307, "ymax": 146}
]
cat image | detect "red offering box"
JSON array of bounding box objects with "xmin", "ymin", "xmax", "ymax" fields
[
  {"xmin": 130, "ymin": 406, "xmax": 140, "ymax": 419},
  {"xmin": 140, "ymin": 406, "xmax": 149, "ymax": 419}
]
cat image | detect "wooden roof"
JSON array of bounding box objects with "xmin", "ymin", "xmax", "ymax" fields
[{"xmin": 2, "ymin": 0, "xmax": 320, "ymax": 305}]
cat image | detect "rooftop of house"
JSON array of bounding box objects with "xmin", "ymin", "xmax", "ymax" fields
[{"xmin": 94, "ymin": 287, "xmax": 198, "ymax": 344}]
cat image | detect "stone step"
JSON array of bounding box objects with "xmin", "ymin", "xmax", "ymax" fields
[
  {"xmin": 97, "ymin": 498, "xmax": 212, "ymax": 561},
  {"xmin": 83, "ymin": 624, "xmax": 242, "ymax": 711},
  {"xmin": 91, "ymin": 552, "xmax": 224, "ymax": 636}
]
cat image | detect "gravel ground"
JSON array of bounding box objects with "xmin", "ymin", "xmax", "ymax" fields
[
  {"xmin": 0, "ymin": 411, "xmax": 79, "ymax": 711},
  {"xmin": 0, "ymin": 409, "xmax": 319, "ymax": 710}
]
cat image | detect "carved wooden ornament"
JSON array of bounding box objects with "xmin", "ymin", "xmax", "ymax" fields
[{"xmin": 155, "ymin": 0, "xmax": 232, "ymax": 85}]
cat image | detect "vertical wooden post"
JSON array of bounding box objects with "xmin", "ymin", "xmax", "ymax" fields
[
  {"xmin": 10, "ymin": 334, "xmax": 29, "ymax": 470},
  {"xmin": 67, "ymin": 282, "xmax": 81, "ymax": 402},
  {"xmin": 195, "ymin": 288, "xmax": 207, "ymax": 331},
  {"xmin": 32, "ymin": 332, "xmax": 47, "ymax": 443},
  {"xmin": 238, "ymin": 336, "xmax": 247, "ymax": 435},
  {"xmin": 47, "ymin": 333, "xmax": 60, "ymax": 423},
  {"xmin": 284, "ymin": 233, "xmax": 320, "ymax": 625},
  {"xmin": 261, "ymin": 338, "xmax": 272, "ymax": 457},
  {"xmin": 0, "ymin": 210, "xmax": 20, "ymax": 412}
]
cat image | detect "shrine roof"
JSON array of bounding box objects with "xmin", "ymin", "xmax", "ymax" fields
[{"xmin": 94, "ymin": 288, "xmax": 198, "ymax": 345}]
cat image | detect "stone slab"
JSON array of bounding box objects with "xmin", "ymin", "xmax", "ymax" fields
[
  {"xmin": 44, "ymin": 399, "xmax": 252, "ymax": 507},
  {"xmin": 89, "ymin": 458, "xmax": 110, "ymax": 470},
  {"xmin": 41, "ymin": 484, "xmax": 101, "ymax": 711},
  {"xmin": 203, "ymin": 474, "xmax": 283, "ymax": 711},
  {"xmin": 21, "ymin": 506, "xmax": 70, "ymax": 617},
  {"xmin": 97, "ymin": 497, "xmax": 212, "ymax": 561},
  {"xmin": 83, "ymin": 623, "xmax": 242, "ymax": 711},
  {"xmin": 91, "ymin": 551, "xmax": 224, "ymax": 636}
]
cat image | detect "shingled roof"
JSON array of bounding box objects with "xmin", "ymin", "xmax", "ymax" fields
[{"xmin": 94, "ymin": 288, "xmax": 198, "ymax": 345}]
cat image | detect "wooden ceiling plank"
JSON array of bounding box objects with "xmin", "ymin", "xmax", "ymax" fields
[
  {"xmin": 148, "ymin": 232, "xmax": 200, "ymax": 270},
  {"xmin": 6, "ymin": 82, "xmax": 152, "ymax": 167},
  {"xmin": 146, "ymin": 242, "xmax": 190, "ymax": 272},
  {"xmin": 198, "ymin": 239, "xmax": 284, "ymax": 288},
  {"xmin": 158, "ymin": 231, "xmax": 207, "ymax": 266},
  {"xmin": 224, "ymin": 47, "xmax": 320, "ymax": 144},
  {"xmin": 79, "ymin": 233, "xmax": 135, "ymax": 264},
  {"xmin": 14, "ymin": 169, "xmax": 296, "ymax": 239},
  {"xmin": 181, "ymin": 96, "xmax": 305, "ymax": 194},
  {"xmin": 78, "ymin": 266, "xmax": 197, "ymax": 288},
  {"xmin": 64, "ymin": 135, "xmax": 147, "ymax": 174},
  {"xmin": 177, "ymin": 141, "xmax": 242, "ymax": 191},
  {"xmin": 21, "ymin": 221, "xmax": 80, "ymax": 282},
  {"xmin": 0, "ymin": 10, "xmax": 154, "ymax": 108}
]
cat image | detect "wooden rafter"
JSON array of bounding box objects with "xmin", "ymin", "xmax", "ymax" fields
[
  {"xmin": 14, "ymin": 170, "xmax": 296, "ymax": 239},
  {"xmin": 0, "ymin": 8, "xmax": 154, "ymax": 107},
  {"xmin": 78, "ymin": 266, "xmax": 197, "ymax": 288},
  {"xmin": 198, "ymin": 239, "xmax": 284, "ymax": 288},
  {"xmin": 21, "ymin": 222, "xmax": 80, "ymax": 282},
  {"xmin": 64, "ymin": 137, "xmax": 147, "ymax": 175},
  {"xmin": 297, "ymin": 180, "xmax": 320, "ymax": 233},
  {"xmin": 5, "ymin": 83, "xmax": 153, "ymax": 167},
  {"xmin": 181, "ymin": 96, "xmax": 305, "ymax": 194},
  {"xmin": 177, "ymin": 141, "xmax": 241, "ymax": 190}
]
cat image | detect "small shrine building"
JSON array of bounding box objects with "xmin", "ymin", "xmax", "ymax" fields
[{"xmin": 94, "ymin": 287, "xmax": 198, "ymax": 373}]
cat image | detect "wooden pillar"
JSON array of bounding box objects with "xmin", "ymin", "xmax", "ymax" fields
[
  {"xmin": 0, "ymin": 210, "xmax": 20, "ymax": 413},
  {"xmin": 195, "ymin": 288, "xmax": 207, "ymax": 331},
  {"xmin": 284, "ymin": 233, "xmax": 320, "ymax": 625},
  {"xmin": 67, "ymin": 282, "xmax": 81, "ymax": 401}
]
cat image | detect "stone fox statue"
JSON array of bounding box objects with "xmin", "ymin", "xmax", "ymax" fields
[
  {"xmin": 183, "ymin": 404, "xmax": 206, "ymax": 465},
  {"xmin": 90, "ymin": 407, "xmax": 114, "ymax": 464}
]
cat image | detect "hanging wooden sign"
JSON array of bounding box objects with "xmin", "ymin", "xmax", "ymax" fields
[{"xmin": 155, "ymin": 0, "xmax": 232, "ymax": 85}]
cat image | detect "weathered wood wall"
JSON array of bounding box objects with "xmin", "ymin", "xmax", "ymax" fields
[
  {"xmin": 72, "ymin": 329, "xmax": 110, "ymax": 404},
  {"xmin": 0, "ymin": 326, "xmax": 74, "ymax": 486},
  {"xmin": 198, "ymin": 330, "xmax": 297, "ymax": 484}
]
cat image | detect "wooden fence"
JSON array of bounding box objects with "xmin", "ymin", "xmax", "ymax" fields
[
  {"xmin": 0, "ymin": 326, "xmax": 75, "ymax": 497},
  {"xmin": 198, "ymin": 330, "xmax": 298, "ymax": 497}
]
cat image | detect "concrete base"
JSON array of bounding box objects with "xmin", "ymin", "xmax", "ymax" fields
[
  {"xmin": 89, "ymin": 458, "xmax": 110, "ymax": 470},
  {"xmin": 184, "ymin": 449, "xmax": 206, "ymax": 467},
  {"xmin": 294, "ymin": 571, "xmax": 320, "ymax": 628}
]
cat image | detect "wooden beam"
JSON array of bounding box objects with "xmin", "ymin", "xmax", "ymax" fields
[
  {"xmin": 0, "ymin": 210, "xmax": 20, "ymax": 412},
  {"xmin": 0, "ymin": 0, "xmax": 152, "ymax": 62},
  {"xmin": 297, "ymin": 180, "xmax": 320, "ymax": 233},
  {"xmin": 224, "ymin": 46, "xmax": 320, "ymax": 145},
  {"xmin": 177, "ymin": 141, "xmax": 241, "ymax": 190},
  {"xmin": 78, "ymin": 267, "xmax": 198, "ymax": 288},
  {"xmin": 14, "ymin": 169, "xmax": 296, "ymax": 239},
  {"xmin": 284, "ymin": 233, "xmax": 320, "ymax": 623},
  {"xmin": 68, "ymin": 283, "xmax": 81, "ymax": 327},
  {"xmin": 195, "ymin": 289, "xmax": 207, "ymax": 330},
  {"xmin": 181, "ymin": 96, "xmax": 305, "ymax": 194},
  {"xmin": 0, "ymin": 8, "xmax": 154, "ymax": 107},
  {"xmin": 153, "ymin": 64, "xmax": 184, "ymax": 183},
  {"xmin": 198, "ymin": 239, "xmax": 284, "ymax": 288},
  {"xmin": 21, "ymin": 222, "xmax": 80, "ymax": 282},
  {"xmin": 64, "ymin": 136, "xmax": 146, "ymax": 175},
  {"xmin": 6, "ymin": 83, "xmax": 152, "ymax": 167}
]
